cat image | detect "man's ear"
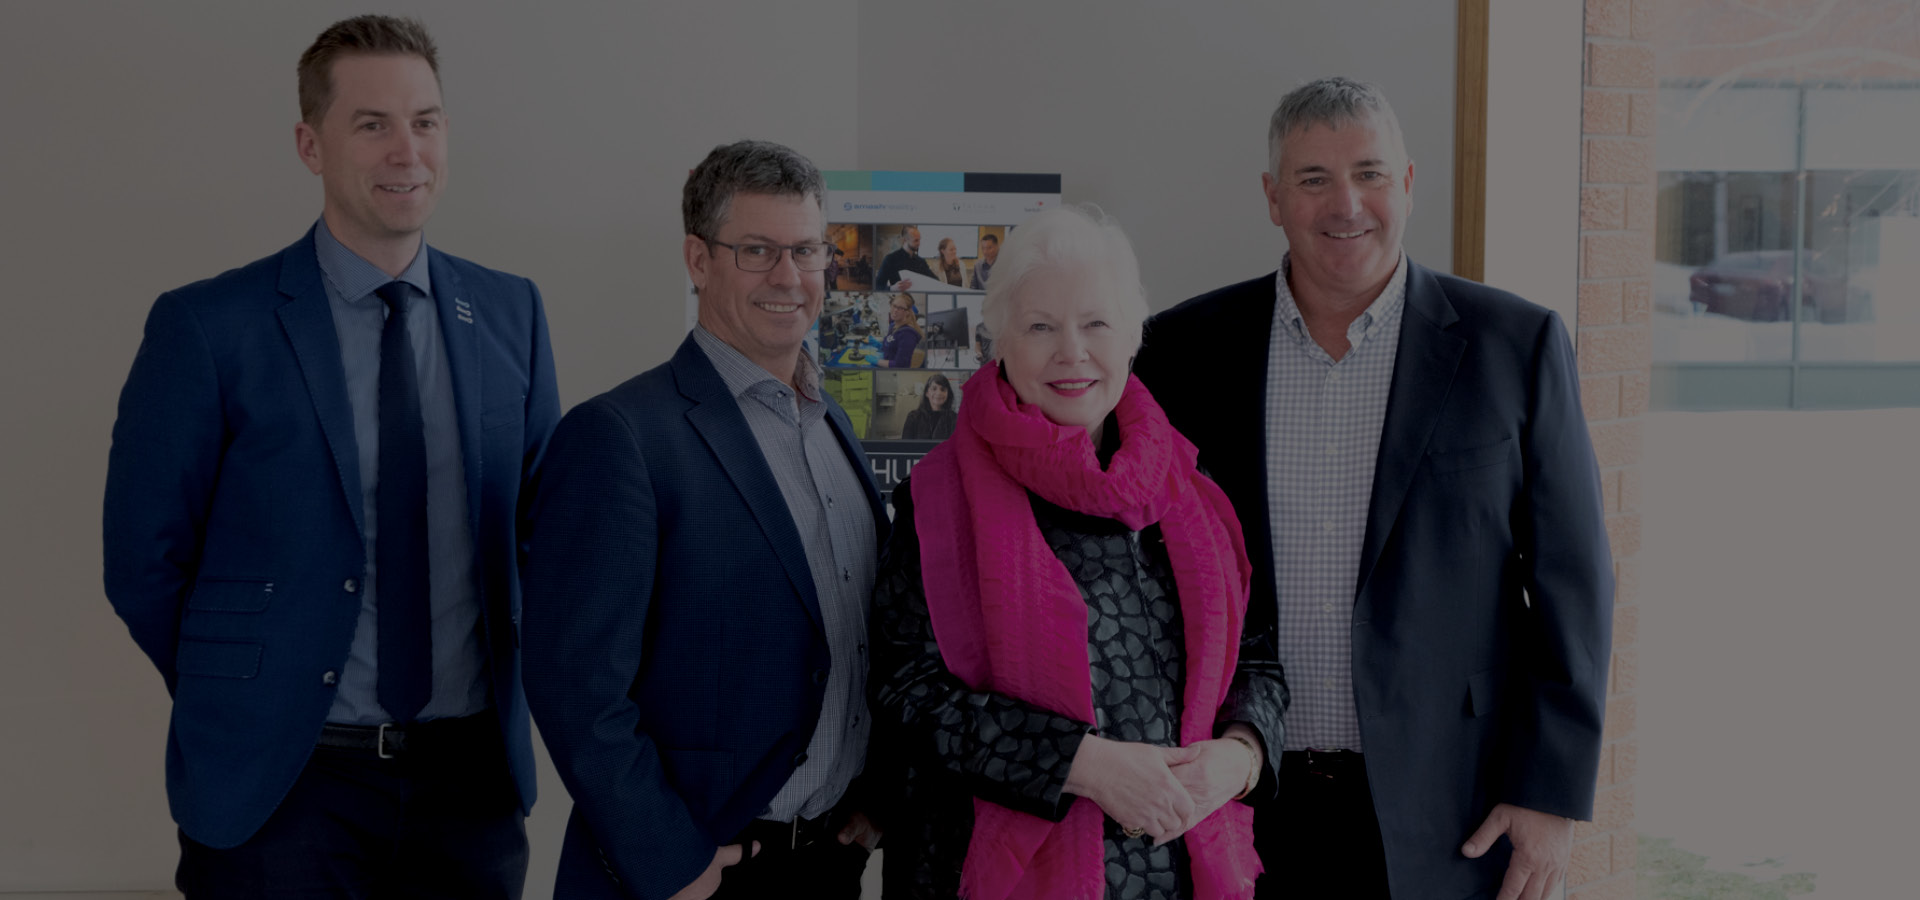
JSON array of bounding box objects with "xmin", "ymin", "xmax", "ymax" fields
[
  {"xmin": 684, "ymin": 234, "xmax": 711, "ymax": 294},
  {"xmin": 295, "ymin": 121, "xmax": 324, "ymax": 176}
]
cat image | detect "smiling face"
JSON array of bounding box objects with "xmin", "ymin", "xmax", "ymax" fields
[
  {"xmin": 1262, "ymin": 112, "xmax": 1413, "ymax": 306},
  {"xmin": 296, "ymin": 53, "xmax": 446, "ymax": 264},
  {"xmin": 925, "ymin": 380, "xmax": 950, "ymax": 411},
  {"xmin": 938, "ymin": 238, "xmax": 958, "ymax": 265},
  {"xmin": 685, "ymin": 192, "xmax": 826, "ymax": 382},
  {"xmin": 890, "ymin": 295, "xmax": 916, "ymax": 327},
  {"xmin": 996, "ymin": 265, "xmax": 1140, "ymax": 440}
]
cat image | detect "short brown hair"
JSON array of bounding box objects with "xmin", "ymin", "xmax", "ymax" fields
[
  {"xmin": 297, "ymin": 15, "xmax": 440, "ymax": 126},
  {"xmin": 681, "ymin": 140, "xmax": 825, "ymax": 239}
]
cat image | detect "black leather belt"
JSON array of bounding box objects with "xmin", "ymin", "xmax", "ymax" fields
[
  {"xmin": 1283, "ymin": 748, "xmax": 1365, "ymax": 781},
  {"xmin": 316, "ymin": 713, "xmax": 492, "ymax": 759},
  {"xmin": 732, "ymin": 811, "xmax": 837, "ymax": 853}
]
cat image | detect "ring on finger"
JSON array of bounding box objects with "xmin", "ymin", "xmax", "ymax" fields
[{"xmin": 1122, "ymin": 825, "xmax": 1147, "ymax": 838}]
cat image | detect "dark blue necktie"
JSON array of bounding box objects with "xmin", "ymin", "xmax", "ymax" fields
[{"xmin": 375, "ymin": 281, "xmax": 431, "ymax": 722}]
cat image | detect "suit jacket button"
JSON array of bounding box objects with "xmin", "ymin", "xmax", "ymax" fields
[
  {"xmin": 343, "ymin": 579, "xmax": 358, "ymax": 593},
  {"xmin": 321, "ymin": 671, "xmax": 337, "ymax": 686},
  {"xmin": 793, "ymin": 752, "xmax": 809, "ymax": 767},
  {"xmin": 811, "ymin": 668, "xmax": 829, "ymax": 686}
]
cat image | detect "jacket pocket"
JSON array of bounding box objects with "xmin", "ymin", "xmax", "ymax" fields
[
  {"xmin": 1466, "ymin": 668, "xmax": 1498, "ymax": 717},
  {"xmin": 482, "ymin": 395, "xmax": 526, "ymax": 432},
  {"xmin": 185, "ymin": 577, "xmax": 274, "ymax": 612},
  {"xmin": 1427, "ymin": 438, "xmax": 1515, "ymax": 476},
  {"xmin": 176, "ymin": 639, "xmax": 262, "ymax": 679}
]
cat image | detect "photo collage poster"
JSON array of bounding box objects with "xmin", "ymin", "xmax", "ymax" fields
[{"xmin": 688, "ymin": 171, "xmax": 1062, "ymax": 507}]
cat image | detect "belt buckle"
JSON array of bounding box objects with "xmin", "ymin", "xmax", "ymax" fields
[
  {"xmin": 377, "ymin": 723, "xmax": 397, "ymax": 759},
  {"xmin": 1305, "ymin": 747, "xmax": 1338, "ymax": 779}
]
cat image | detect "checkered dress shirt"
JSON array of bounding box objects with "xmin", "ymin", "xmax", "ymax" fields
[
  {"xmin": 692, "ymin": 327, "xmax": 877, "ymax": 821},
  {"xmin": 1266, "ymin": 253, "xmax": 1408, "ymax": 752}
]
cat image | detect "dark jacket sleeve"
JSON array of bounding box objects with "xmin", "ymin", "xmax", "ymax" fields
[
  {"xmin": 103, "ymin": 291, "xmax": 226, "ymax": 695},
  {"xmin": 870, "ymin": 479, "xmax": 1093, "ymax": 823},
  {"xmin": 515, "ymin": 279, "xmax": 562, "ymax": 550},
  {"xmin": 520, "ymin": 399, "xmax": 713, "ymax": 900},
  {"xmin": 1214, "ymin": 614, "xmax": 1288, "ymax": 802},
  {"xmin": 1502, "ymin": 310, "xmax": 1615, "ymax": 819}
]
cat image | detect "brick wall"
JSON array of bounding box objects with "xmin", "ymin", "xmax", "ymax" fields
[{"xmin": 1571, "ymin": 0, "xmax": 1653, "ymax": 897}]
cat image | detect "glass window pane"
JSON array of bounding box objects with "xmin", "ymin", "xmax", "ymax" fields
[
  {"xmin": 1654, "ymin": 171, "xmax": 1798, "ymax": 362},
  {"xmin": 1800, "ymin": 169, "xmax": 1920, "ymax": 361}
]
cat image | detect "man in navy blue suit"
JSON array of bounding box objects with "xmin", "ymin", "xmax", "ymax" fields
[
  {"xmin": 522, "ymin": 140, "xmax": 888, "ymax": 900},
  {"xmin": 103, "ymin": 15, "xmax": 559, "ymax": 898},
  {"xmin": 1134, "ymin": 77, "xmax": 1614, "ymax": 900}
]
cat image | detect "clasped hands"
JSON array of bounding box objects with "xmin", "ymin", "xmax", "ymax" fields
[{"xmin": 1063, "ymin": 727, "xmax": 1259, "ymax": 845}]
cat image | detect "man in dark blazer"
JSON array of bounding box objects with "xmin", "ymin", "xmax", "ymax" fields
[
  {"xmin": 102, "ymin": 16, "xmax": 559, "ymax": 897},
  {"xmin": 873, "ymin": 224, "xmax": 936, "ymax": 291},
  {"xmin": 522, "ymin": 140, "xmax": 888, "ymax": 900},
  {"xmin": 1134, "ymin": 77, "xmax": 1613, "ymax": 900}
]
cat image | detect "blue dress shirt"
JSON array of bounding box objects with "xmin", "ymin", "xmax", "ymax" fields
[{"xmin": 315, "ymin": 218, "xmax": 488, "ymax": 724}]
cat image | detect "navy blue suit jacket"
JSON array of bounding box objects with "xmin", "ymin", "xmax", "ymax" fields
[
  {"xmin": 103, "ymin": 227, "xmax": 561, "ymax": 848},
  {"xmin": 1134, "ymin": 262, "xmax": 1613, "ymax": 899},
  {"xmin": 521, "ymin": 335, "xmax": 887, "ymax": 900}
]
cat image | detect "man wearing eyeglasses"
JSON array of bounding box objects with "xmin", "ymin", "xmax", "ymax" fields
[{"xmin": 521, "ymin": 140, "xmax": 888, "ymax": 900}]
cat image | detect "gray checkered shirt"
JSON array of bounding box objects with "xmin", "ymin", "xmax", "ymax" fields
[
  {"xmin": 1266, "ymin": 253, "xmax": 1407, "ymax": 752},
  {"xmin": 692, "ymin": 327, "xmax": 877, "ymax": 821}
]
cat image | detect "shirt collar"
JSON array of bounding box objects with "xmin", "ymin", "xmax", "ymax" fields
[
  {"xmin": 314, "ymin": 216, "xmax": 432, "ymax": 304},
  {"xmin": 1273, "ymin": 250, "xmax": 1408, "ymax": 346},
  {"xmin": 691, "ymin": 325, "xmax": 824, "ymax": 405}
]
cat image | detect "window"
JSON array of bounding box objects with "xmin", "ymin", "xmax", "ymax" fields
[{"xmin": 1653, "ymin": 3, "xmax": 1920, "ymax": 408}]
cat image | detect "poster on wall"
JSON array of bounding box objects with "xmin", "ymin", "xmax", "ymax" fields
[{"xmin": 687, "ymin": 171, "xmax": 1063, "ymax": 507}]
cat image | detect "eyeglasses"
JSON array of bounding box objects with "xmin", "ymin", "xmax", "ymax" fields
[{"xmin": 705, "ymin": 238, "xmax": 835, "ymax": 272}]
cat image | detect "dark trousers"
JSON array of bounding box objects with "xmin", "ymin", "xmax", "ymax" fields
[
  {"xmin": 176, "ymin": 714, "xmax": 528, "ymax": 900},
  {"xmin": 710, "ymin": 816, "xmax": 871, "ymax": 899},
  {"xmin": 1254, "ymin": 750, "xmax": 1392, "ymax": 900}
]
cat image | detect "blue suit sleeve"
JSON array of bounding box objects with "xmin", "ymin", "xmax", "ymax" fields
[
  {"xmin": 520, "ymin": 399, "xmax": 714, "ymax": 900},
  {"xmin": 1505, "ymin": 310, "xmax": 1615, "ymax": 820},
  {"xmin": 516, "ymin": 278, "xmax": 562, "ymax": 553},
  {"xmin": 103, "ymin": 292, "xmax": 225, "ymax": 695}
]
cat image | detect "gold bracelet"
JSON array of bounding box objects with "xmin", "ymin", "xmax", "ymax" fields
[{"xmin": 1224, "ymin": 734, "xmax": 1262, "ymax": 801}]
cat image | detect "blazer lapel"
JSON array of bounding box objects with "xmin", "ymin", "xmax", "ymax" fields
[
  {"xmin": 427, "ymin": 249, "xmax": 484, "ymax": 538},
  {"xmin": 275, "ymin": 229, "xmax": 367, "ymax": 539},
  {"xmin": 1356, "ymin": 263, "xmax": 1466, "ymax": 600},
  {"xmin": 674, "ymin": 338, "xmax": 827, "ymax": 637}
]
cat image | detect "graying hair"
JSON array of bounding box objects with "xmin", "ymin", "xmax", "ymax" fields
[
  {"xmin": 982, "ymin": 204, "xmax": 1148, "ymax": 359},
  {"xmin": 682, "ymin": 140, "xmax": 825, "ymax": 239},
  {"xmin": 1267, "ymin": 76, "xmax": 1406, "ymax": 174}
]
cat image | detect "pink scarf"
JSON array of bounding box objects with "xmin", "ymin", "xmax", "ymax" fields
[{"xmin": 912, "ymin": 364, "xmax": 1263, "ymax": 900}]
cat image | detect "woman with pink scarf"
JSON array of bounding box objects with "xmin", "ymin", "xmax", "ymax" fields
[{"xmin": 870, "ymin": 206, "xmax": 1287, "ymax": 900}]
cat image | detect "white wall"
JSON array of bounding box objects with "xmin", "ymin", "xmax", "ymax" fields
[
  {"xmin": 0, "ymin": 1, "xmax": 856, "ymax": 893},
  {"xmin": 0, "ymin": 1, "xmax": 1499, "ymax": 896},
  {"xmin": 1483, "ymin": 0, "xmax": 1585, "ymax": 325},
  {"xmin": 857, "ymin": 0, "xmax": 1458, "ymax": 309}
]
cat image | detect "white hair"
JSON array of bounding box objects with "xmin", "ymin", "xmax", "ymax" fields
[{"xmin": 981, "ymin": 204, "xmax": 1148, "ymax": 358}]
